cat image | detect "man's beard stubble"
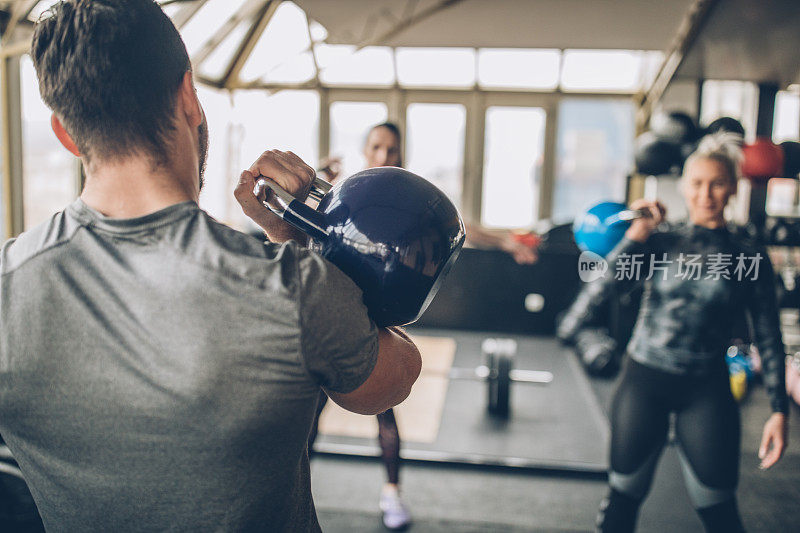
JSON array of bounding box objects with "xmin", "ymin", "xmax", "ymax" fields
[{"xmin": 197, "ymin": 116, "xmax": 209, "ymax": 192}]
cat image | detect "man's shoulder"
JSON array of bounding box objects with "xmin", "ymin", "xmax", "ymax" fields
[
  {"xmin": 1, "ymin": 209, "xmax": 79, "ymax": 276},
  {"xmin": 187, "ymin": 211, "xmax": 326, "ymax": 292},
  {"xmin": 195, "ymin": 213, "xmax": 350, "ymax": 282}
]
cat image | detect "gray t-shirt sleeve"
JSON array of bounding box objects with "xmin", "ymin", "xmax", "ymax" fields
[{"xmin": 297, "ymin": 250, "xmax": 379, "ymax": 393}]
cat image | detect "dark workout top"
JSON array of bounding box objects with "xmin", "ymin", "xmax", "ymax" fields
[{"xmin": 559, "ymin": 222, "xmax": 788, "ymax": 414}]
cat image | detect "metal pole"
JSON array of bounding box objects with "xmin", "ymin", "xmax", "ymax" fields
[
  {"xmin": 636, "ymin": 0, "xmax": 719, "ymax": 131},
  {"xmin": 353, "ymin": 0, "xmax": 466, "ymax": 52},
  {"xmin": 539, "ymin": 98, "xmax": 558, "ymax": 221},
  {"xmin": 1, "ymin": 55, "xmax": 24, "ymax": 239},
  {"xmin": 748, "ymin": 83, "xmax": 779, "ymax": 232},
  {"xmin": 756, "ymin": 83, "xmax": 778, "ymax": 137}
]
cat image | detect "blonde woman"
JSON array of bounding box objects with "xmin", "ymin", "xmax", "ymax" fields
[{"xmin": 558, "ymin": 133, "xmax": 788, "ymax": 532}]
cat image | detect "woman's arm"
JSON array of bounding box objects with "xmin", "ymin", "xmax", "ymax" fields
[
  {"xmin": 557, "ymin": 200, "xmax": 664, "ymax": 343},
  {"xmin": 746, "ymin": 247, "xmax": 789, "ymax": 468},
  {"xmin": 556, "ymin": 237, "xmax": 649, "ymax": 342},
  {"xmin": 464, "ymin": 223, "xmax": 537, "ymax": 265}
]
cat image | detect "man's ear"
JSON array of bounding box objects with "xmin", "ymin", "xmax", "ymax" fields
[
  {"xmin": 178, "ymin": 71, "xmax": 203, "ymax": 129},
  {"xmin": 50, "ymin": 114, "xmax": 81, "ymax": 157}
]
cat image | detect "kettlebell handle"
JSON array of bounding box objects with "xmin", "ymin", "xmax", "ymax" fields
[
  {"xmin": 307, "ymin": 176, "xmax": 333, "ymax": 201},
  {"xmin": 253, "ymin": 176, "xmax": 332, "ymax": 241},
  {"xmin": 605, "ymin": 208, "xmax": 648, "ymax": 226}
]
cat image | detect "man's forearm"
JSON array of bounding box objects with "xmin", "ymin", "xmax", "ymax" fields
[{"xmin": 378, "ymin": 327, "xmax": 422, "ymax": 408}]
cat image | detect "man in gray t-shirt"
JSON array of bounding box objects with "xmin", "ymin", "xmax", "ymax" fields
[{"xmin": 0, "ymin": 1, "xmax": 421, "ymax": 531}]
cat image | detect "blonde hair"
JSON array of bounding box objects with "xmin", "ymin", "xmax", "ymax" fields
[{"xmin": 683, "ymin": 131, "xmax": 743, "ymax": 186}]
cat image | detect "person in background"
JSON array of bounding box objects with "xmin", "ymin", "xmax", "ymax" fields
[
  {"xmin": 311, "ymin": 121, "xmax": 535, "ymax": 529},
  {"xmin": 558, "ymin": 133, "xmax": 788, "ymax": 533},
  {"xmin": 311, "ymin": 121, "xmax": 414, "ymax": 530}
]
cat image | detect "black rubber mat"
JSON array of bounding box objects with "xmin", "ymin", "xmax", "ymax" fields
[{"xmin": 315, "ymin": 328, "xmax": 609, "ymax": 474}]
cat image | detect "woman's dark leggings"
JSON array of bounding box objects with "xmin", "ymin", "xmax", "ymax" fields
[
  {"xmin": 307, "ymin": 391, "xmax": 401, "ymax": 485},
  {"xmin": 597, "ymin": 358, "xmax": 745, "ymax": 533}
]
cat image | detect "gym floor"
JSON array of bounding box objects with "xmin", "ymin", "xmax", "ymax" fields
[{"xmin": 311, "ymin": 329, "xmax": 800, "ymax": 533}]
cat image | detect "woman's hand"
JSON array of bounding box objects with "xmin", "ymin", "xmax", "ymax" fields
[
  {"xmin": 464, "ymin": 223, "xmax": 537, "ymax": 265},
  {"xmin": 758, "ymin": 412, "xmax": 788, "ymax": 469},
  {"xmin": 501, "ymin": 236, "xmax": 538, "ymax": 265},
  {"xmin": 625, "ymin": 199, "xmax": 666, "ymax": 243},
  {"xmin": 319, "ymin": 156, "xmax": 342, "ymax": 184}
]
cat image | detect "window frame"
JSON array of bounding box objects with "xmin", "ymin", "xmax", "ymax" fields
[{"xmin": 323, "ymin": 89, "xmax": 637, "ymax": 226}]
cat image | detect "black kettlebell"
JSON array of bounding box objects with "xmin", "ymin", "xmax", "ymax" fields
[
  {"xmin": 635, "ymin": 132, "xmax": 684, "ymax": 176},
  {"xmin": 651, "ymin": 111, "xmax": 700, "ymax": 145},
  {"xmin": 255, "ymin": 167, "xmax": 466, "ymax": 326},
  {"xmin": 574, "ymin": 327, "xmax": 618, "ymax": 376},
  {"xmin": 705, "ymin": 116, "xmax": 745, "ymax": 139}
]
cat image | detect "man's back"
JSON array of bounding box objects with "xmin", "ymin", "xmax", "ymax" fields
[{"xmin": 0, "ymin": 199, "xmax": 378, "ymax": 531}]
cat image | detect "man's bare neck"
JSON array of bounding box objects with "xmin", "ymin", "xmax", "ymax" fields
[{"xmin": 80, "ymin": 156, "xmax": 198, "ymax": 218}]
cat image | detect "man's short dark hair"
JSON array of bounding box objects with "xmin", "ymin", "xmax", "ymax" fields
[{"xmin": 31, "ymin": 0, "xmax": 191, "ymax": 165}]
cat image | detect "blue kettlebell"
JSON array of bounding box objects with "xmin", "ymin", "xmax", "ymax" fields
[
  {"xmin": 255, "ymin": 167, "xmax": 466, "ymax": 326},
  {"xmin": 573, "ymin": 202, "xmax": 642, "ymax": 258}
]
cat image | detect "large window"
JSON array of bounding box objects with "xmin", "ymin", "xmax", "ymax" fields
[
  {"xmin": 196, "ymin": 85, "xmax": 234, "ymax": 224},
  {"xmin": 181, "ymin": 0, "xmax": 249, "ymax": 58},
  {"xmin": 240, "ymin": 2, "xmax": 314, "ymax": 85},
  {"xmin": 317, "ymin": 45, "xmax": 395, "ymax": 86},
  {"xmin": 405, "ymin": 103, "xmax": 466, "ymax": 208},
  {"xmin": 551, "ymin": 99, "xmax": 634, "ymax": 224},
  {"xmin": 233, "ymin": 90, "xmax": 319, "ymax": 166},
  {"xmin": 198, "ymin": 16, "xmax": 258, "ymax": 81},
  {"xmin": 481, "ymin": 106, "xmax": 546, "ymax": 228},
  {"xmin": 222, "ymin": 90, "xmax": 319, "ymax": 230},
  {"xmin": 560, "ymin": 50, "xmax": 661, "ymax": 93},
  {"xmin": 395, "ymin": 48, "xmax": 476, "ymax": 88},
  {"xmin": 766, "ymin": 178, "xmax": 798, "ymax": 216},
  {"xmin": 700, "ymin": 81, "xmax": 759, "ymax": 142},
  {"xmin": 328, "ymin": 101, "xmax": 388, "ymax": 180},
  {"xmin": 21, "ymin": 56, "xmax": 77, "ymax": 230},
  {"xmin": 477, "ymin": 49, "xmax": 560, "ymax": 90},
  {"xmin": 774, "ymin": 89, "xmax": 800, "ymax": 143}
]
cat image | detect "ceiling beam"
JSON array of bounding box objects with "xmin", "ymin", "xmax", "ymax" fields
[
  {"xmin": 0, "ymin": 36, "xmax": 30, "ymax": 58},
  {"xmin": 354, "ymin": 0, "xmax": 466, "ymax": 51},
  {"xmin": 306, "ymin": 11, "xmax": 322, "ymax": 89},
  {"xmin": 190, "ymin": 0, "xmax": 263, "ymax": 67},
  {"xmin": 170, "ymin": 0, "xmax": 207, "ymax": 29},
  {"xmin": 222, "ymin": 0, "xmax": 279, "ymax": 90},
  {"xmin": 0, "ymin": 0, "xmax": 36, "ymax": 46},
  {"xmin": 195, "ymin": 73, "xmax": 226, "ymax": 90},
  {"xmin": 636, "ymin": 0, "xmax": 719, "ymax": 131}
]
